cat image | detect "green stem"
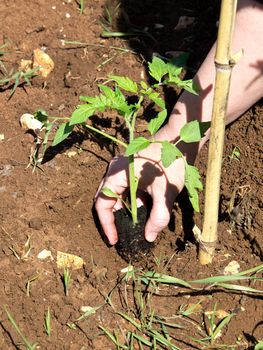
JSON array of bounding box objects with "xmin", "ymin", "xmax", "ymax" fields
[
  {"xmin": 84, "ymin": 124, "xmax": 128, "ymax": 149},
  {"xmin": 129, "ymin": 155, "xmax": 138, "ymax": 225},
  {"xmin": 48, "ymin": 116, "xmax": 70, "ymax": 120},
  {"xmin": 127, "ymin": 97, "xmax": 143, "ymax": 225}
]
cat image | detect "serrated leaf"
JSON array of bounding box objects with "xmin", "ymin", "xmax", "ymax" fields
[
  {"xmin": 101, "ymin": 187, "xmax": 120, "ymax": 199},
  {"xmin": 98, "ymin": 84, "xmax": 115, "ymax": 99},
  {"xmin": 70, "ymin": 104, "xmax": 96, "ymax": 125},
  {"xmin": 148, "ymin": 91, "xmax": 165, "ymax": 109},
  {"xmin": 161, "ymin": 141, "xmax": 182, "ymax": 168},
  {"xmin": 176, "ymin": 79, "xmax": 199, "ymax": 95},
  {"xmin": 148, "ymin": 56, "xmax": 168, "ymax": 82},
  {"xmin": 184, "ymin": 163, "xmax": 203, "ymax": 212},
  {"xmin": 112, "ymin": 87, "xmax": 133, "ymax": 115},
  {"xmin": 148, "ymin": 109, "xmax": 167, "ymax": 135},
  {"xmin": 180, "ymin": 120, "xmax": 210, "ymax": 143},
  {"xmin": 140, "ymin": 80, "xmax": 148, "ymax": 90},
  {"xmin": 167, "ymin": 62, "xmax": 183, "ymax": 78},
  {"xmin": 79, "ymin": 95, "xmax": 108, "ymax": 110},
  {"xmin": 52, "ymin": 122, "xmax": 74, "ymax": 146},
  {"xmin": 109, "ymin": 75, "xmax": 138, "ymax": 93},
  {"xmin": 125, "ymin": 137, "xmax": 150, "ymax": 156}
]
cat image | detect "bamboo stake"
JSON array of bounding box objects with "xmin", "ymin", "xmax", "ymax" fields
[{"xmin": 199, "ymin": 0, "xmax": 239, "ymax": 265}]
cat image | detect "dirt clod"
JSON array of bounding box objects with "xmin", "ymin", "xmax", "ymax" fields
[{"xmin": 114, "ymin": 206, "xmax": 154, "ymax": 262}]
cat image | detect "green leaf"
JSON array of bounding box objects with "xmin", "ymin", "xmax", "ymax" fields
[
  {"xmin": 176, "ymin": 79, "xmax": 199, "ymax": 95},
  {"xmin": 184, "ymin": 163, "xmax": 203, "ymax": 212},
  {"xmin": 101, "ymin": 187, "xmax": 120, "ymax": 199},
  {"xmin": 217, "ymin": 283, "xmax": 263, "ymax": 294},
  {"xmin": 166, "ymin": 74, "xmax": 198, "ymax": 95},
  {"xmin": 75, "ymin": 305, "xmax": 102, "ymax": 322},
  {"xmin": 140, "ymin": 80, "xmax": 148, "ymax": 90},
  {"xmin": 180, "ymin": 120, "xmax": 210, "ymax": 143},
  {"xmin": 79, "ymin": 95, "xmax": 108, "ymax": 110},
  {"xmin": 70, "ymin": 104, "xmax": 96, "ymax": 125},
  {"xmin": 142, "ymin": 271, "xmax": 192, "ymax": 288},
  {"xmin": 161, "ymin": 141, "xmax": 182, "ymax": 168},
  {"xmin": 148, "ymin": 56, "xmax": 168, "ymax": 82},
  {"xmin": 52, "ymin": 122, "xmax": 74, "ymax": 146},
  {"xmin": 34, "ymin": 109, "xmax": 49, "ymax": 124},
  {"xmin": 112, "ymin": 87, "xmax": 133, "ymax": 115},
  {"xmin": 109, "ymin": 75, "xmax": 138, "ymax": 93},
  {"xmin": 167, "ymin": 62, "xmax": 183, "ymax": 79},
  {"xmin": 148, "ymin": 109, "xmax": 167, "ymax": 136},
  {"xmin": 125, "ymin": 137, "xmax": 151, "ymax": 156},
  {"xmin": 255, "ymin": 342, "xmax": 263, "ymax": 350},
  {"xmin": 148, "ymin": 91, "xmax": 165, "ymax": 109}
]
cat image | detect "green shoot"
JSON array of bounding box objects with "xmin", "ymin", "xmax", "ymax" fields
[
  {"xmin": 75, "ymin": 305, "xmax": 102, "ymax": 322},
  {"xmin": 99, "ymin": 326, "xmax": 127, "ymax": 349},
  {"xmin": 0, "ymin": 41, "xmax": 38, "ymax": 97},
  {"xmin": 78, "ymin": 0, "xmax": 85, "ymax": 14},
  {"xmin": 44, "ymin": 307, "xmax": 52, "ymax": 336},
  {"xmin": 227, "ymin": 145, "xmax": 241, "ymax": 161},
  {"xmin": 0, "ymin": 66, "xmax": 39, "ymax": 97},
  {"xmin": 204, "ymin": 303, "xmax": 236, "ymax": 344},
  {"xmin": 63, "ymin": 267, "xmax": 72, "ymax": 296},
  {"xmin": 4, "ymin": 306, "xmax": 38, "ymax": 350},
  {"xmin": 99, "ymin": 265, "xmax": 262, "ymax": 350}
]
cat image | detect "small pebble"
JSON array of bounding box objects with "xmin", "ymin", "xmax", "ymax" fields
[{"xmin": 29, "ymin": 217, "xmax": 42, "ymax": 230}]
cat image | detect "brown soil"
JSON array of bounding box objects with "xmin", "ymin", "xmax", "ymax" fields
[{"xmin": 0, "ymin": 1, "xmax": 262, "ymax": 349}]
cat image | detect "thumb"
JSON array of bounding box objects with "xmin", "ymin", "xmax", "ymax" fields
[{"xmin": 144, "ymin": 197, "xmax": 171, "ymax": 242}]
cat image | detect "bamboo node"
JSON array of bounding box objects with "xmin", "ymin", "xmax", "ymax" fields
[
  {"xmin": 197, "ymin": 236, "xmax": 217, "ymax": 255},
  {"xmin": 214, "ymin": 62, "xmax": 232, "ymax": 70}
]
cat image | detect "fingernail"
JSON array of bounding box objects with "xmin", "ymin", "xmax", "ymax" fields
[
  {"xmin": 109, "ymin": 238, "xmax": 118, "ymax": 245},
  {"xmin": 145, "ymin": 232, "xmax": 158, "ymax": 242}
]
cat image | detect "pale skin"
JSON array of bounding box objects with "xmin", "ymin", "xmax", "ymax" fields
[{"xmin": 95, "ymin": 0, "xmax": 263, "ymax": 245}]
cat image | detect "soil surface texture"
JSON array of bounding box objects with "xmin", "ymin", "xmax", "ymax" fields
[{"xmin": 0, "ymin": 1, "xmax": 262, "ymax": 349}]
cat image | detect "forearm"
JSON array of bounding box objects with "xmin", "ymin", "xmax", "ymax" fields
[{"xmin": 159, "ymin": 0, "xmax": 263, "ymax": 163}]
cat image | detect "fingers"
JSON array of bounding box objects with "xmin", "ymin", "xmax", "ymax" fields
[
  {"xmin": 144, "ymin": 198, "xmax": 171, "ymax": 242},
  {"xmin": 94, "ymin": 156, "xmax": 129, "ymax": 245},
  {"xmin": 144, "ymin": 185, "xmax": 178, "ymax": 242},
  {"xmin": 95, "ymin": 194, "xmax": 119, "ymax": 245}
]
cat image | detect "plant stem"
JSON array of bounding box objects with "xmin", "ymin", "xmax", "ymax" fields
[
  {"xmin": 84, "ymin": 124, "xmax": 128, "ymax": 149},
  {"xmin": 127, "ymin": 97, "xmax": 143, "ymax": 225},
  {"xmin": 129, "ymin": 155, "xmax": 138, "ymax": 225}
]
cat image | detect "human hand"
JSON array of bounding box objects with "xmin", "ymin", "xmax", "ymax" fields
[{"xmin": 94, "ymin": 127, "xmax": 186, "ymax": 245}]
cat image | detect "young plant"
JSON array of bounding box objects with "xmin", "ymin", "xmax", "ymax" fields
[
  {"xmin": 78, "ymin": 0, "xmax": 85, "ymax": 14},
  {"xmin": 4, "ymin": 306, "xmax": 38, "ymax": 350},
  {"xmin": 44, "ymin": 307, "xmax": 52, "ymax": 336},
  {"xmin": 62, "ymin": 267, "xmax": 72, "ymax": 296},
  {"xmin": 0, "ymin": 66, "xmax": 39, "ymax": 97},
  {"xmin": 37, "ymin": 56, "xmax": 210, "ymax": 226}
]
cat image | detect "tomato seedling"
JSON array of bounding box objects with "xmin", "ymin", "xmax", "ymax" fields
[{"xmin": 36, "ymin": 56, "xmax": 210, "ymax": 226}]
